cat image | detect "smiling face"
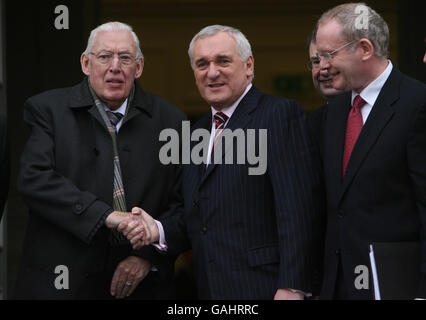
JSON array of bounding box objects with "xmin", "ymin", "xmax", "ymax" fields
[
  {"xmin": 81, "ymin": 30, "xmax": 143, "ymax": 110},
  {"xmin": 316, "ymin": 19, "xmax": 365, "ymax": 92},
  {"xmin": 309, "ymin": 41, "xmax": 343, "ymax": 100},
  {"xmin": 192, "ymin": 31, "xmax": 254, "ymax": 110}
]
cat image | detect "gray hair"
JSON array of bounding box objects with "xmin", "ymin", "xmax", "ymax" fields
[
  {"xmin": 317, "ymin": 3, "xmax": 389, "ymax": 58},
  {"xmin": 188, "ymin": 25, "xmax": 253, "ymax": 69},
  {"xmin": 83, "ymin": 21, "xmax": 143, "ymax": 60}
]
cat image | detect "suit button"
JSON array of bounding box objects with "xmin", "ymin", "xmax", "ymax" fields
[
  {"xmin": 193, "ymin": 200, "xmax": 199, "ymax": 207},
  {"xmin": 335, "ymin": 249, "xmax": 340, "ymax": 255},
  {"xmin": 338, "ymin": 209, "xmax": 344, "ymax": 218},
  {"xmin": 74, "ymin": 202, "xmax": 84, "ymax": 214},
  {"xmin": 201, "ymin": 227, "xmax": 207, "ymax": 234}
]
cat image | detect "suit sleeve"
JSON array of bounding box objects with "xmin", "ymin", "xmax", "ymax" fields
[
  {"xmin": 407, "ymin": 101, "xmax": 426, "ymax": 298},
  {"xmin": 18, "ymin": 99, "xmax": 112, "ymax": 244},
  {"xmin": 267, "ymin": 98, "xmax": 325, "ymax": 294}
]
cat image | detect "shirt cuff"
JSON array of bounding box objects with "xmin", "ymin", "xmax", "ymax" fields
[{"xmin": 151, "ymin": 219, "xmax": 168, "ymax": 251}]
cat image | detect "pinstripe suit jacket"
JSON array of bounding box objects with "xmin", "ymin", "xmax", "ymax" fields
[{"xmin": 162, "ymin": 86, "xmax": 324, "ymax": 299}]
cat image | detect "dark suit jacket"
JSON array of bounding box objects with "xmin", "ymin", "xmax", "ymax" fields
[
  {"xmin": 0, "ymin": 114, "xmax": 9, "ymax": 219},
  {"xmin": 15, "ymin": 79, "xmax": 185, "ymax": 299},
  {"xmin": 316, "ymin": 68, "xmax": 426, "ymax": 299},
  {"xmin": 162, "ymin": 86, "xmax": 324, "ymax": 299}
]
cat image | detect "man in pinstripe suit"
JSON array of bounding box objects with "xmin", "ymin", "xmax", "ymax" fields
[{"xmin": 120, "ymin": 25, "xmax": 324, "ymax": 300}]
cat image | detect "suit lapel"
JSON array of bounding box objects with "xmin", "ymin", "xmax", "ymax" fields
[
  {"xmin": 199, "ymin": 87, "xmax": 260, "ymax": 187},
  {"xmin": 338, "ymin": 69, "xmax": 400, "ymax": 203}
]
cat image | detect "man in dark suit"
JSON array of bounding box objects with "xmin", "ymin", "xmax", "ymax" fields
[
  {"xmin": 14, "ymin": 21, "xmax": 185, "ymax": 299},
  {"xmin": 0, "ymin": 114, "xmax": 9, "ymax": 219},
  {"xmin": 120, "ymin": 25, "xmax": 323, "ymax": 299},
  {"xmin": 313, "ymin": 3, "xmax": 426, "ymax": 299}
]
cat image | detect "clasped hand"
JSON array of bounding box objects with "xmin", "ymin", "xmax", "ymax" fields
[{"xmin": 105, "ymin": 207, "xmax": 158, "ymax": 249}]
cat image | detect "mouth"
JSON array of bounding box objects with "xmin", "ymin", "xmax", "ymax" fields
[
  {"xmin": 319, "ymin": 72, "xmax": 339, "ymax": 86},
  {"xmin": 106, "ymin": 79, "xmax": 124, "ymax": 87},
  {"xmin": 207, "ymin": 83, "xmax": 225, "ymax": 89}
]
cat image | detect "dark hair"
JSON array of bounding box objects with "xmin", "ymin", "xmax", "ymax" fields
[{"xmin": 306, "ymin": 27, "xmax": 317, "ymax": 53}]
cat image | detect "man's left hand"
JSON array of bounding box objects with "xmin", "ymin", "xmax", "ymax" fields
[{"xmin": 110, "ymin": 256, "xmax": 151, "ymax": 299}]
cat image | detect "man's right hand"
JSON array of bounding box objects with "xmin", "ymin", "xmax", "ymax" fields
[
  {"xmin": 117, "ymin": 207, "xmax": 159, "ymax": 250},
  {"xmin": 105, "ymin": 210, "xmax": 132, "ymax": 229}
]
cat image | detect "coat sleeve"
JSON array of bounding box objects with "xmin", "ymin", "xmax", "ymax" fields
[
  {"xmin": 18, "ymin": 98, "xmax": 112, "ymax": 244},
  {"xmin": 267, "ymin": 98, "xmax": 325, "ymax": 294}
]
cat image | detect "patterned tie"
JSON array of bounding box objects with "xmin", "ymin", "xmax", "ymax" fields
[
  {"xmin": 342, "ymin": 95, "xmax": 366, "ymax": 177},
  {"xmin": 106, "ymin": 110, "xmax": 127, "ymax": 244},
  {"xmin": 106, "ymin": 111, "xmax": 123, "ymax": 131},
  {"xmin": 211, "ymin": 112, "xmax": 229, "ymax": 164}
]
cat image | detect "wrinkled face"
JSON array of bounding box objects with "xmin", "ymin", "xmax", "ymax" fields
[
  {"xmin": 316, "ymin": 19, "xmax": 362, "ymax": 92},
  {"xmin": 81, "ymin": 30, "xmax": 143, "ymax": 109},
  {"xmin": 309, "ymin": 42, "xmax": 343, "ymax": 100},
  {"xmin": 192, "ymin": 32, "xmax": 254, "ymax": 110}
]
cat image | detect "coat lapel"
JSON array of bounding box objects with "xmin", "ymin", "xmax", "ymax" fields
[
  {"xmin": 324, "ymin": 93, "xmax": 351, "ymax": 203},
  {"xmin": 338, "ymin": 68, "xmax": 400, "ymax": 203},
  {"xmin": 199, "ymin": 86, "xmax": 260, "ymax": 187}
]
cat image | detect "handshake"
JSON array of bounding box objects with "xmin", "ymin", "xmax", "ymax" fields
[{"xmin": 105, "ymin": 207, "xmax": 159, "ymax": 249}]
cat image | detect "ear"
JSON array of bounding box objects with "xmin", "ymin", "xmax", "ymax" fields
[
  {"xmin": 358, "ymin": 38, "xmax": 375, "ymax": 61},
  {"xmin": 245, "ymin": 56, "xmax": 254, "ymax": 78},
  {"xmin": 134, "ymin": 57, "xmax": 144, "ymax": 79},
  {"xmin": 81, "ymin": 53, "xmax": 90, "ymax": 76}
]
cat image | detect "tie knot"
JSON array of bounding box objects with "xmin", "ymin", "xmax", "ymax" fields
[
  {"xmin": 106, "ymin": 111, "xmax": 124, "ymax": 127},
  {"xmin": 213, "ymin": 112, "xmax": 228, "ymax": 129},
  {"xmin": 352, "ymin": 95, "xmax": 366, "ymax": 111}
]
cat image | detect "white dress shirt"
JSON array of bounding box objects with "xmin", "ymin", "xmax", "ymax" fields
[{"xmin": 351, "ymin": 60, "xmax": 393, "ymax": 123}]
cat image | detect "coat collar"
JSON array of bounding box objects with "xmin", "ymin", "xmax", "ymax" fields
[{"xmin": 68, "ymin": 78, "xmax": 154, "ymax": 129}]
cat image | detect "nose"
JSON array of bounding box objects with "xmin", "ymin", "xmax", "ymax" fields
[
  {"xmin": 318, "ymin": 55, "xmax": 331, "ymax": 70},
  {"xmin": 206, "ymin": 62, "xmax": 219, "ymax": 79},
  {"xmin": 109, "ymin": 55, "xmax": 121, "ymax": 72}
]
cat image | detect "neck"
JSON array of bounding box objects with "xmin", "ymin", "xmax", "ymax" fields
[{"xmin": 354, "ymin": 57, "xmax": 388, "ymax": 93}]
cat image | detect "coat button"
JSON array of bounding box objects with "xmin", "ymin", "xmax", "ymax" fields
[
  {"xmin": 201, "ymin": 227, "xmax": 207, "ymax": 234},
  {"xmin": 74, "ymin": 202, "xmax": 84, "ymax": 214},
  {"xmin": 335, "ymin": 249, "xmax": 340, "ymax": 255},
  {"xmin": 193, "ymin": 200, "xmax": 199, "ymax": 207},
  {"xmin": 338, "ymin": 209, "xmax": 344, "ymax": 218}
]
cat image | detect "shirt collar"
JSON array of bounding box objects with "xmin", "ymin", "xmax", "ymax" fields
[
  {"xmin": 351, "ymin": 60, "xmax": 393, "ymax": 106},
  {"xmin": 210, "ymin": 83, "xmax": 252, "ymax": 121}
]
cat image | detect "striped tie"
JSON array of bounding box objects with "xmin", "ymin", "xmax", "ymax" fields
[
  {"xmin": 211, "ymin": 112, "xmax": 229, "ymax": 164},
  {"xmin": 106, "ymin": 111, "xmax": 123, "ymax": 131}
]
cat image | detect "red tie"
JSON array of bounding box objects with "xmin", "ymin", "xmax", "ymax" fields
[{"xmin": 342, "ymin": 95, "xmax": 366, "ymax": 177}]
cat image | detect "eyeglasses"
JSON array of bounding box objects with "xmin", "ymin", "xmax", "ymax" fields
[
  {"xmin": 89, "ymin": 51, "xmax": 138, "ymax": 66},
  {"xmin": 306, "ymin": 40, "xmax": 356, "ymax": 71}
]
